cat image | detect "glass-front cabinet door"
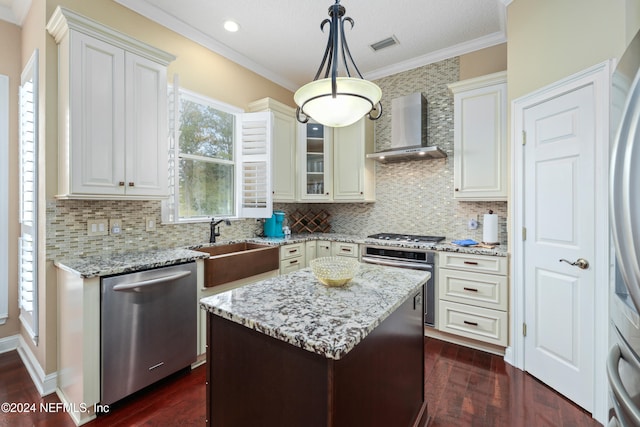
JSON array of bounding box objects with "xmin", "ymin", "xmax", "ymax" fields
[{"xmin": 299, "ymin": 122, "xmax": 332, "ymax": 201}]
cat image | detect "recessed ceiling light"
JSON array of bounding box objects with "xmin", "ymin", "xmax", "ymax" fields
[{"xmin": 223, "ymin": 20, "xmax": 240, "ymax": 32}]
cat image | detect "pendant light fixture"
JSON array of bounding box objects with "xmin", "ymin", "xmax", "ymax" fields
[{"xmin": 294, "ymin": 0, "xmax": 382, "ymax": 128}]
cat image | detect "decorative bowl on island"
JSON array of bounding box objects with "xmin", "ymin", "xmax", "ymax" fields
[{"xmin": 309, "ymin": 256, "xmax": 360, "ymax": 287}]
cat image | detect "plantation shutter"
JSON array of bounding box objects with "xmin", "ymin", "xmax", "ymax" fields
[
  {"xmin": 238, "ymin": 112, "xmax": 272, "ymax": 218},
  {"xmin": 19, "ymin": 50, "xmax": 39, "ymax": 342},
  {"xmin": 162, "ymin": 75, "xmax": 180, "ymax": 223}
]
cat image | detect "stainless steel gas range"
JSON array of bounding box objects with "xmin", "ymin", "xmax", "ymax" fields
[{"xmin": 362, "ymin": 233, "xmax": 445, "ymax": 327}]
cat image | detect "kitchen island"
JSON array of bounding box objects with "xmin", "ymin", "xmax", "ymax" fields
[{"xmin": 200, "ymin": 263, "xmax": 430, "ymax": 427}]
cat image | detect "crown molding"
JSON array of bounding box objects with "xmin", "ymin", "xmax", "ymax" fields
[
  {"xmin": 365, "ymin": 31, "xmax": 507, "ymax": 82},
  {"xmin": 115, "ymin": 0, "xmax": 299, "ymax": 92}
]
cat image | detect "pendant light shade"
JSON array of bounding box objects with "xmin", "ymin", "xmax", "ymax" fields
[
  {"xmin": 294, "ymin": 77, "xmax": 382, "ymax": 128},
  {"xmin": 294, "ymin": 1, "xmax": 382, "ymax": 128}
]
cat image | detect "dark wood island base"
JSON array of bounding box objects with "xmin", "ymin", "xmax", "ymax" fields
[{"xmin": 206, "ymin": 293, "xmax": 427, "ymax": 427}]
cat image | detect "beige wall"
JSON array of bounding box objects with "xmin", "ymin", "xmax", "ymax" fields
[
  {"xmin": 0, "ymin": 20, "xmax": 21, "ymax": 342},
  {"xmin": 459, "ymin": 43, "xmax": 507, "ymax": 80},
  {"xmin": 507, "ymin": 0, "xmax": 637, "ymax": 102}
]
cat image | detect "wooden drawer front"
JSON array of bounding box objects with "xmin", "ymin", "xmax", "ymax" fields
[
  {"xmin": 438, "ymin": 252, "xmax": 507, "ymax": 275},
  {"xmin": 439, "ymin": 300, "xmax": 508, "ymax": 346},
  {"xmin": 439, "ymin": 269, "xmax": 508, "ymax": 311},
  {"xmin": 331, "ymin": 242, "xmax": 359, "ymax": 258},
  {"xmin": 280, "ymin": 257, "xmax": 303, "ymax": 274},
  {"xmin": 280, "ymin": 243, "xmax": 304, "ymax": 260}
]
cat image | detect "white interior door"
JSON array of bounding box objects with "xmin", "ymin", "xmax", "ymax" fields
[{"xmin": 522, "ymin": 83, "xmax": 596, "ymax": 411}]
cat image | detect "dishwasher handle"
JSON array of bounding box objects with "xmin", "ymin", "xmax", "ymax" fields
[{"xmin": 112, "ymin": 270, "xmax": 192, "ymax": 292}]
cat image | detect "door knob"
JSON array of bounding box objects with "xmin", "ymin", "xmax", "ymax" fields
[{"xmin": 559, "ymin": 258, "xmax": 589, "ymax": 270}]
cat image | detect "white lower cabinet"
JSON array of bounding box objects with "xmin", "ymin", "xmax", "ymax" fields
[
  {"xmin": 316, "ymin": 240, "xmax": 332, "ymax": 258},
  {"xmin": 331, "ymin": 241, "xmax": 359, "ymax": 258},
  {"xmin": 280, "ymin": 242, "xmax": 305, "ymax": 274},
  {"xmin": 438, "ymin": 252, "xmax": 508, "ymax": 347}
]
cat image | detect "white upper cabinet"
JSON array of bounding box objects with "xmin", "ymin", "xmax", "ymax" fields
[
  {"xmin": 448, "ymin": 72, "xmax": 507, "ymax": 201},
  {"xmin": 298, "ymin": 118, "xmax": 375, "ymax": 202},
  {"xmin": 247, "ymin": 98, "xmax": 297, "ymax": 202},
  {"xmin": 47, "ymin": 7, "xmax": 175, "ymax": 199},
  {"xmin": 299, "ymin": 121, "xmax": 334, "ymax": 201},
  {"xmin": 333, "ymin": 118, "xmax": 375, "ymax": 202}
]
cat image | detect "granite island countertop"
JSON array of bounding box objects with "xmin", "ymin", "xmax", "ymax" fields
[{"xmin": 200, "ymin": 262, "xmax": 429, "ymax": 360}]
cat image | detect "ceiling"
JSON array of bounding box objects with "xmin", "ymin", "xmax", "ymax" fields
[
  {"xmin": 0, "ymin": 0, "xmax": 29, "ymax": 24},
  {"xmin": 1, "ymin": 0, "xmax": 507, "ymax": 92},
  {"xmin": 115, "ymin": 0, "xmax": 507, "ymax": 92}
]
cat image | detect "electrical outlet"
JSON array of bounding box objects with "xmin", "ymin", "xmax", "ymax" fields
[
  {"xmin": 87, "ymin": 219, "xmax": 108, "ymax": 236},
  {"xmin": 145, "ymin": 216, "xmax": 156, "ymax": 232},
  {"xmin": 110, "ymin": 219, "xmax": 122, "ymax": 235},
  {"xmin": 468, "ymin": 218, "xmax": 478, "ymax": 230}
]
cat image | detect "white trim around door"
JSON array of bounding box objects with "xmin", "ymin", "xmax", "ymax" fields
[{"xmin": 511, "ymin": 61, "xmax": 611, "ymax": 425}]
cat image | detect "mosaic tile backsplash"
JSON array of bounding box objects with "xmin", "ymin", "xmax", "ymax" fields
[{"xmin": 46, "ymin": 56, "xmax": 507, "ymax": 262}]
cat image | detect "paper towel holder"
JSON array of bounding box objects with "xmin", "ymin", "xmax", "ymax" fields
[{"xmin": 482, "ymin": 210, "xmax": 500, "ymax": 245}]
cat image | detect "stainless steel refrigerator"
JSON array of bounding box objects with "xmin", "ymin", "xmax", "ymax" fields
[{"xmin": 609, "ymin": 28, "xmax": 640, "ymax": 427}]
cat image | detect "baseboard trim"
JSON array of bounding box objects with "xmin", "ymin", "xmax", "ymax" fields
[
  {"xmin": 17, "ymin": 334, "xmax": 57, "ymax": 396},
  {"xmin": 0, "ymin": 334, "xmax": 20, "ymax": 353}
]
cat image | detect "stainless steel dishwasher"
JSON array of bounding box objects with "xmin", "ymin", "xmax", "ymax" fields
[{"xmin": 101, "ymin": 262, "xmax": 197, "ymax": 405}]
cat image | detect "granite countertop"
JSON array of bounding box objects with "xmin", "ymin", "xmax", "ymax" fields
[
  {"xmin": 54, "ymin": 248, "xmax": 208, "ymax": 278},
  {"xmin": 195, "ymin": 233, "xmax": 509, "ymax": 257},
  {"xmin": 200, "ymin": 263, "xmax": 429, "ymax": 360},
  {"xmin": 55, "ymin": 232, "xmax": 508, "ymax": 279}
]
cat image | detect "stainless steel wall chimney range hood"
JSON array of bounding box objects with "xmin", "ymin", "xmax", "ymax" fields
[{"xmin": 366, "ymin": 93, "xmax": 447, "ymax": 163}]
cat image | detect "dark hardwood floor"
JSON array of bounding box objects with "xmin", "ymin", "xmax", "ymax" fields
[{"xmin": 0, "ymin": 337, "xmax": 601, "ymax": 426}]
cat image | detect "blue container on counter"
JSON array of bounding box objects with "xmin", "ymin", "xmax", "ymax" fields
[{"xmin": 264, "ymin": 211, "xmax": 285, "ymax": 237}]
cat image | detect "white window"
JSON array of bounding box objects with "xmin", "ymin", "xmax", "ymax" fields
[
  {"xmin": 19, "ymin": 50, "xmax": 39, "ymax": 343},
  {"xmin": 164, "ymin": 81, "xmax": 272, "ymax": 223}
]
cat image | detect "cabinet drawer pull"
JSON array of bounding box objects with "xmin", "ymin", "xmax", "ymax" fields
[
  {"xmin": 463, "ymin": 320, "xmax": 479, "ymax": 326},
  {"xmin": 289, "ymin": 260, "xmax": 298, "ymax": 265},
  {"xmin": 288, "ymin": 249, "xmax": 298, "ymax": 254},
  {"xmin": 463, "ymin": 261, "xmax": 479, "ymax": 265},
  {"xmin": 341, "ymin": 247, "xmax": 352, "ymax": 253},
  {"xmin": 463, "ymin": 287, "xmax": 478, "ymax": 292}
]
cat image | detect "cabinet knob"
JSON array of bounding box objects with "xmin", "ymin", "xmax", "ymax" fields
[
  {"xmin": 325, "ymin": 192, "xmax": 329, "ymax": 195},
  {"xmin": 455, "ymin": 188, "xmax": 459, "ymax": 192},
  {"xmin": 119, "ymin": 181, "xmax": 125, "ymax": 186},
  {"xmin": 128, "ymin": 182, "xmax": 135, "ymax": 187}
]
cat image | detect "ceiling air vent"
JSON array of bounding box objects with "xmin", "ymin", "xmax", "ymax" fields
[{"xmin": 370, "ymin": 35, "xmax": 399, "ymax": 52}]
